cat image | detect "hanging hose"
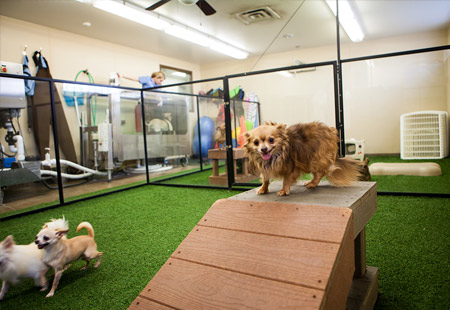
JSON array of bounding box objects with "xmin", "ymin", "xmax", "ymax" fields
[{"xmin": 74, "ymin": 69, "xmax": 97, "ymax": 126}]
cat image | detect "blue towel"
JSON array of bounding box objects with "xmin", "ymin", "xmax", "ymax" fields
[{"xmin": 22, "ymin": 55, "xmax": 35, "ymax": 96}]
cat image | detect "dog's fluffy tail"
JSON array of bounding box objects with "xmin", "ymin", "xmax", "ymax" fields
[
  {"xmin": 76, "ymin": 222, "xmax": 94, "ymax": 238},
  {"xmin": 327, "ymin": 157, "xmax": 364, "ymax": 187}
]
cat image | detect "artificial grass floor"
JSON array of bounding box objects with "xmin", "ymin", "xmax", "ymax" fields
[
  {"xmin": 160, "ymin": 155, "xmax": 450, "ymax": 194},
  {"xmin": 0, "ymin": 156, "xmax": 449, "ymax": 309},
  {"xmin": 367, "ymin": 196, "xmax": 450, "ymax": 309},
  {"xmin": 3, "ymin": 155, "xmax": 447, "ymax": 220},
  {"xmin": 0, "ymin": 186, "xmax": 236, "ymax": 310},
  {"xmin": 368, "ymin": 156, "xmax": 450, "ymax": 194}
]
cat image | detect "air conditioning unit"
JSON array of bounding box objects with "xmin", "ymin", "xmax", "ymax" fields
[{"xmin": 400, "ymin": 111, "xmax": 449, "ymax": 159}]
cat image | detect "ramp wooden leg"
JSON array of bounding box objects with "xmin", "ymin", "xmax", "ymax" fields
[
  {"xmin": 347, "ymin": 266, "xmax": 379, "ymax": 310},
  {"xmin": 354, "ymin": 227, "xmax": 367, "ymax": 278}
]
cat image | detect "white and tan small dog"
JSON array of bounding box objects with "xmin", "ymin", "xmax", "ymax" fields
[
  {"xmin": 35, "ymin": 217, "xmax": 103, "ymax": 298},
  {"xmin": 0, "ymin": 235, "xmax": 47, "ymax": 301}
]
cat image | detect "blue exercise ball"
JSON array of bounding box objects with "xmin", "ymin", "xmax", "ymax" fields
[{"xmin": 192, "ymin": 116, "xmax": 215, "ymax": 157}]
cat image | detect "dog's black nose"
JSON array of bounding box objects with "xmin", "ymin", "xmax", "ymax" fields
[
  {"xmin": 35, "ymin": 240, "xmax": 39, "ymax": 244},
  {"xmin": 261, "ymin": 147, "xmax": 268, "ymax": 153}
]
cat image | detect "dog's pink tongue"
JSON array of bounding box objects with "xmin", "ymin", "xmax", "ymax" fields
[{"xmin": 261, "ymin": 153, "xmax": 271, "ymax": 160}]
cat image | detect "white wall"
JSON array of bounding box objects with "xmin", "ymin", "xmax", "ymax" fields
[
  {"xmin": 200, "ymin": 30, "xmax": 449, "ymax": 154},
  {"xmin": 0, "ymin": 16, "xmax": 201, "ymax": 161},
  {"xmin": 0, "ymin": 16, "xmax": 201, "ymax": 86},
  {"xmin": 1, "ymin": 15, "xmax": 449, "ymax": 157}
]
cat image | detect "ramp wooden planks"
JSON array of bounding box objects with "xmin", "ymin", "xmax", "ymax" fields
[
  {"xmin": 229, "ymin": 181, "xmax": 377, "ymax": 237},
  {"xmin": 129, "ymin": 198, "xmax": 355, "ymax": 310},
  {"xmin": 230, "ymin": 181, "xmax": 379, "ymax": 309}
]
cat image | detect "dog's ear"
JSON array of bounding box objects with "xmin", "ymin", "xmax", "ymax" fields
[
  {"xmin": 276, "ymin": 123, "xmax": 287, "ymax": 131},
  {"xmin": 2, "ymin": 235, "xmax": 15, "ymax": 249},
  {"xmin": 56, "ymin": 229, "xmax": 69, "ymax": 238},
  {"xmin": 265, "ymin": 121, "xmax": 278, "ymax": 126},
  {"xmin": 242, "ymin": 132, "xmax": 251, "ymax": 148},
  {"xmin": 244, "ymin": 132, "xmax": 251, "ymax": 143}
]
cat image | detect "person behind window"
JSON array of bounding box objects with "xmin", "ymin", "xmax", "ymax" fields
[
  {"xmin": 119, "ymin": 71, "xmax": 166, "ymax": 106},
  {"xmin": 118, "ymin": 71, "xmax": 167, "ymax": 132},
  {"xmin": 118, "ymin": 71, "xmax": 166, "ymax": 89}
]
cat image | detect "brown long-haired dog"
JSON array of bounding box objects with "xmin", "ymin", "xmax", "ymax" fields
[
  {"xmin": 215, "ymin": 123, "xmax": 226, "ymax": 149},
  {"xmin": 243, "ymin": 121, "xmax": 364, "ymax": 196}
]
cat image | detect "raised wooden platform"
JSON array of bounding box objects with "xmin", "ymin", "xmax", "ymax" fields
[
  {"xmin": 230, "ymin": 181, "xmax": 378, "ymax": 310},
  {"xmin": 208, "ymin": 148, "xmax": 256, "ymax": 186},
  {"xmin": 230, "ymin": 181, "xmax": 376, "ymax": 237},
  {"xmin": 129, "ymin": 181, "xmax": 378, "ymax": 310},
  {"xmin": 129, "ymin": 198, "xmax": 356, "ymax": 310}
]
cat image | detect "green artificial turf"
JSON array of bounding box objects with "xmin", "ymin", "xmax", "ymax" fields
[
  {"xmin": 368, "ymin": 156, "xmax": 450, "ymax": 194},
  {"xmin": 158, "ymin": 165, "xmax": 225, "ymax": 186},
  {"xmin": 0, "ymin": 186, "xmax": 236, "ymax": 310},
  {"xmin": 160, "ymin": 155, "xmax": 450, "ymax": 195},
  {"xmin": 157, "ymin": 164, "xmax": 259, "ymax": 188},
  {"xmin": 367, "ymin": 196, "xmax": 450, "ymax": 309},
  {"xmin": 0, "ymin": 155, "xmax": 449, "ymax": 309}
]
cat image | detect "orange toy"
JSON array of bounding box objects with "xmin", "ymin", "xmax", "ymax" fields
[{"xmin": 237, "ymin": 116, "xmax": 247, "ymax": 147}]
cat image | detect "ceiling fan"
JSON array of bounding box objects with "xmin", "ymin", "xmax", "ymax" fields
[{"xmin": 146, "ymin": 0, "xmax": 216, "ymax": 16}]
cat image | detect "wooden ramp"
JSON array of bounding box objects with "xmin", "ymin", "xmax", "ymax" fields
[{"xmin": 129, "ymin": 198, "xmax": 355, "ymax": 310}]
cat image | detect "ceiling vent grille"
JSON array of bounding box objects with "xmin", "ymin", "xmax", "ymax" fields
[{"xmin": 235, "ymin": 6, "xmax": 281, "ymax": 25}]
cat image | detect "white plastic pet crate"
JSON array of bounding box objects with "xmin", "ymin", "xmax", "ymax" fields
[
  {"xmin": 400, "ymin": 111, "xmax": 449, "ymax": 159},
  {"xmin": 345, "ymin": 139, "xmax": 365, "ymax": 161}
]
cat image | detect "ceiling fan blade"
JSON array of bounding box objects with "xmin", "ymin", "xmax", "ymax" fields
[
  {"xmin": 146, "ymin": 0, "xmax": 171, "ymax": 11},
  {"xmin": 196, "ymin": 0, "xmax": 216, "ymax": 16}
]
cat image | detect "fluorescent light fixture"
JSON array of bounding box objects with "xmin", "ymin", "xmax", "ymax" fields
[
  {"xmin": 90, "ymin": 0, "xmax": 248, "ymax": 59},
  {"xmin": 209, "ymin": 40, "xmax": 249, "ymax": 60},
  {"xmin": 172, "ymin": 71, "xmax": 187, "ymax": 78},
  {"xmin": 93, "ymin": 0, "xmax": 169, "ymax": 31},
  {"xmin": 165, "ymin": 25, "xmax": 210, "ymax": 46},
  {"xmin": 325, "ymin": 0, "xmax": 364, "ymax": 42}
]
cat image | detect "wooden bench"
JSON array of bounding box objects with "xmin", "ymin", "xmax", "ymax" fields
[
  {"xmin": 207, "ymin": 148, "xmax": 256, "ymax": 186},
  {"xmin": 129, "ymin": 180, "xmax": 379, "ymax": 309}
]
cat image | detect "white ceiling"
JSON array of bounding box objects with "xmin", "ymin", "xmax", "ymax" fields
[{"xmin": 1, "ymin": 0, "xmax": 449, "ymax": 65}]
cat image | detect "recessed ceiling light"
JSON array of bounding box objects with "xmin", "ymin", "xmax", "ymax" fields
[
  {"xmin": 283, "ymin": 33, "xmax": 294, "ymax": 39},
  {"xmin": 82, "ymin": 22, "xmax": 92, "ymax": 27},
  {"xmin": 179, "ymin": 0, "xmax": 198, "ymax": 5}
]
